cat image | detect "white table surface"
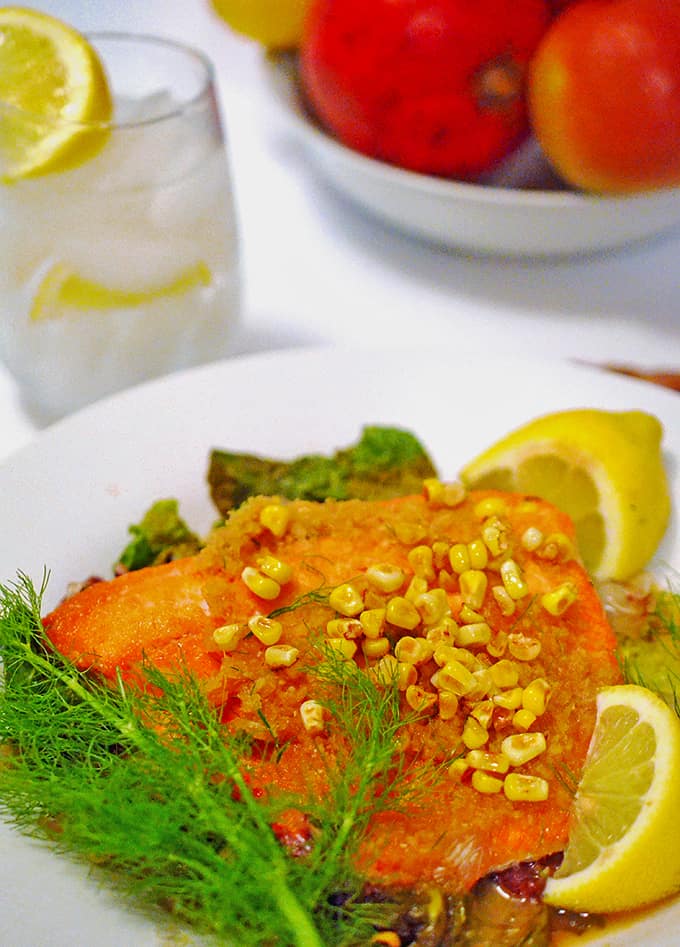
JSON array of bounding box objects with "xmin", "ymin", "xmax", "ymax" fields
[{"xmin": 2, "ymin": 0, "xmax": 679, "ymax": 463}]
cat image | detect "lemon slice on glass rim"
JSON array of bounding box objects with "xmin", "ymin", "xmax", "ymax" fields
[
  {"xmin": 459, "ymin": 409, "xmax": 670, "ymax": 581},
  {"xmin": 0, "ymin": 7, "xmax": 112, "ymax": 182},
  {"xmin": 543, "ymin": 684, "xmax": 680, "ymax": 913}
]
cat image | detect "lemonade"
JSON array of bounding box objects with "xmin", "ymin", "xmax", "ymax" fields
[{"xmin": 0, "ymin": 31, "xmax": 240, "ymax": 420}]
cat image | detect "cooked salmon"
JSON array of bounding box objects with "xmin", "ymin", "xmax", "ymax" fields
[{"xmin": 44, "ymin": 489, "xmax": 622, "ymax": 892}]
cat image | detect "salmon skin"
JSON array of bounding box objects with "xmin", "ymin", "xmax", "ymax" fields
[{"xmin": 44, "ymin": 490, "xmax": 621, "ymax": 893}]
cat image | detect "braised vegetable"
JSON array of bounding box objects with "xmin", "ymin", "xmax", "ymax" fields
[
  {"xmin": 116, "ymin": 498, "xmax": 202, "ymax": 572},
  {"xmin": 207, "ymin": 425, "xmax": 437, "ymax": 515}
]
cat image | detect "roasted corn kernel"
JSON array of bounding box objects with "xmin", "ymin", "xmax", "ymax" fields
[
  {"xmin": 258, "ymin": 503, "xmax": 290, "ymax": 538},
  {"xmin": 474, "ymin": 497, "xmax": 507, "ymax": 519},
  {"xmin": 504, "ymin": 773, "xmax": 549, "ymax": 802},
  {"xmin": 329, "ymin": 582, "xmax": 364, "ymax": 617},
  {"xmin": 501, "ymin": 731, "xmax": 547, "ymax": 766},
  {"xmin": 541, "ymin": 582, "xmax": 578, "ymax": 616},
  {"xmin": 508, "ymin": 633, "xmax": 541, "ymax": 661},
  {"xmin": 241, "ymin": 566, "xmax": 281, "ymax": 601},
  {"xmin": 264, "ymin": 645, "xmax": 299, "ymax": 668},
  {"xmin": 522, "ymin": 678, "xmax": 551, "ymax": 716},
  {"xmin": 463, "ymin": 716, "xmax": 489, "ymax": 749},
  {"xmin": 408, "ymin": 545, "xmax": 435, "ymax": 580},
  {"xmin": 256, "ymin": 554, "xmax": 293, "ymax": 585},
  {"xmin": 500, "ymin": 559, "xmax": 529, "ymax": 601},
  {"xmin": 248, "ymin": 615, "xmax": 283, "ymax": 646},
  {"xmin": 386, "ymin": 596, "xmax": 421, "ymax": 630},
  {"xmin": 365, "ymin": 563, "xmax": 406, "ymax": 594},
  {"xmin": 360, "ymin": 607, "xmax": 386, "ymax": 639},
  {"xmin": 448, "ymin": 543, "xmax": 471, "ymax": 574},
  {"xmin": 299, "ymin": 699, "xmax": 325, "ymax": 735},
  {"xmin": 212, "ymin": 623, "xmax": 246, "ymax": 651},
  {"xmin": 471, "ymin": 770, "xmax": 504, "ymax": 794},
  {"xmin": 456, "ymin": 621, "xmax": 491, "ymax": 648},
  {"xmin": 405, "ymin": 684, "xmax": 438, "ymax": 713},
  {"xmin": 459, "ymin": 569, "xmax": 488, "ymax": 610},
  {"xmin": 466, "ymin": 750, "xmax": 510, "ymax": 774},
  {"xmin": 394, "ymin": 636, "xmax": 434, "ymax": 665}
]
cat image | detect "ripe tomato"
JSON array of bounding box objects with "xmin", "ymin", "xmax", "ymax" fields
[
  {"xmin": 529, "ymin": 0, "xmax": 680, "ymax": 193},
  {"xmin": 300, "ymin": 0, "xmax": 550, "ymax": 179}
]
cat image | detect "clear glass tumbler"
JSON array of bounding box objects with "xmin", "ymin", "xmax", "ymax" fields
[{"xmin": 0, "ymin": 33, "xmax": 240, "ymax": 421}]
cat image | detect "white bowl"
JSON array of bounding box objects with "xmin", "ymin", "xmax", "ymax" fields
[{"xmin": 263, "ymin": 53, "xmax": 680, "ymax": 257}]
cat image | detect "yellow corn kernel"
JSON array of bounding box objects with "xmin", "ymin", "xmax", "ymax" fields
[
  {"xmin": 255, "ymin": 554, "xmax": 293, "ymax": 585},
  {"xmin": 493, "ymin": 687, "xmax": 524, "ymax": 710},
  {"xmin": 369, "ymin": 654, "xmax": 399, "ymax": 687},
  {"xmin": 504, "ymin": 773, "xmax": 549, "ymax": 802},
  {"xmin": 408, "ymin": 545, "xmax": 435, "ymax": 580},
  {"xmin": 359, "ymin": 607, "xmax": 386, "ymax": 639},
  {"xmin": 513, "ymin": 708, "xmax": 537, "ymax": 731},
  {"xmin": 258, "ymin": 503, "xmax": 290, "ymax": 538},
  {"xmin": 537, "ymin": 532, "xmax": 574, "ymax": 563},
  {"xmin": 432, "ymin": 660, "xmax": 476, "ymax": 696},
  {"xmin": 466, "ymin": 750, "xmax": 510, "ymax": 774},
  {"xmin": 500, "ymin": 559, "xmax": 530, "ymax": 601},
  {"xmin": 365, "ymin": 563, "xmax": 406, "ymax": 594},
  {"xmin": 466, "ymin": 538, "xmax": 489, "ymax": 570},
  {"xmin": 264, "ymin": 644, "xmax": 300, "ymax": 668},
  {"xmin": 362, "ymin": 637, "xmax": 391, "ymax": 660},
  {"xmin": 394, "ymin": 521, "xmax": 427, "ymax": 545},
  {"xmin": 501, "ymin": 731, "xmax": 547, "ymax": 766},
  {"xmin": 433, "ymin": 643, "xmax": 458, "ymax": 667},
  {"xmin": 416, "ymin": 588, "xmax": 451, "ymax": 626},
  {"xmin": 448, "ymin": 757, "xmax": 468, "ymax": 780},
  {"xmin": 212, "ymin": 623, "xmax": 246, "ymax": 651},
  {"xmin": 423, "ymin": 477, "xmax": 445, "ymax": 504},
  {"xmin": 459, "ymin": 604, "xmax": 484, "ymax": 624},
  {"xmin": 405, "ymin": 576, "xmax": 429, "ymax": 603},
  {"xmin": 441, "ymin": 481, "xmax": 466, "ymax": 507},
  {"xmin": 456, "ymin": 621, "xmax": 492, "ymax": 648},
  {"xmin": 521, "ymin": 526, "xmax": 544, "ymax": 552},
  {"xmin": 386, "ymin": 596, "xmax": 421, "ymax": 630},
  {"xmin": 541, "ymin": 582, "xmax": 578, "ymax": 617},
  {"xmin": 489, "ymin": 659, "xmax": 520, "ymax": 689},
  {"xmin": 241, "ymin": 566, "xmax": 281, "ymax": 601},
  {"xmin": 487, "ymin": 631, "xmax": 508, "ymax": 658},
  {"xmin": 326, "ymin": 638, "xmax": 358, "ymax": 661},
  {"xmin": 326, "ymin": 618, "xmax": 363, "ymax": 640},
  {"xmin": 470, "ymin": 699, "xmax": 494, "ymax": 728},
  {"xmin": 438, "ymin": 691, "xmax": 459, "ymax": 720},
  {"xmin": 394, "ymin": 635, "xmax": 434, "ymax": 665},
  {"xmin": 471, "ymin": 770, "xmax": 504, "ymax": 794},
  {"xmin": 469, "ymin": 669, "xmax": 494, "ymax": 701},
  {"xmin": 397, "ymin": 661, "xmax": 418, "ymax": 691},
  {"xmin": 405, "ymin": 684, "xmax": 438, "ymax": 713},
  {"xmin": 459, "ymin": 569, "xmax": 488, "ymax": 610},
  {"xmin": 522, "ymin": 678, "xmax": 551, "ymax": 716},
  {"xmin": 431, "ymin": 541, "xmax": 450, "ymax": 569},
  {"xmin": 448, "ymin": 543, "xmax": 470, "ymax": 574},
  {"xmin": 426, "ymin": 617, "xmax": 459, "ymax": 646},
  {"xmin": 437, "ymin": 569, "xmax": 457, "ymax": 592},
  {"xmin": 248, "ymin": 615, "xmax": 283, "ymax": 646},
  {"xmin": 481, "ymin": 516, "xmax": 509, "ymax": 557},
  {"xmin": 491, "ymin": 585, "xmax": 516, "ymax": 617},
  {"xmin": 463, "ymin": 716, "xmax": 490, "ymax": 749},
  {"xmin": 299, "ymin": 699, "xmax": 325, "ymax": 735},
  {"xmin": 508, "ymin": 633, "xmax": 541, "ymax": 662},
  {"xmin": 371, "ymin": 932, "xmax": 401, "ymax": 947},
  {"xmin": 474, "ymin": 497, "xmax": 507, "ymax": 519},
  {"xmin": 329, "ymin": 582, "xmax": 364, "ymax": 617}
]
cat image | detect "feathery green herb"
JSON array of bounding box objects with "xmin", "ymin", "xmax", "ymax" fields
[{"xmin": 0, "ymin": 573, "xmax": 435, "ymax": 946}]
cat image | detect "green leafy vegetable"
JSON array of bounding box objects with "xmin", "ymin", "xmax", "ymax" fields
[
  {"xmin": 116, "ymin": 499, "xmax": 202, "ymax": 572},
  {"xmin": 207, "ymin": 426, "xmax": 437, "ymax": 516}
]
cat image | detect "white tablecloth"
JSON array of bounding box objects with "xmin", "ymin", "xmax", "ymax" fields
[{"xmin": 2, "ymin": 0, "xmax": 679, "ymax": 462}]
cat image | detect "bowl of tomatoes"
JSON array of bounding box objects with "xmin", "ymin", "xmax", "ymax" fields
[{"xmin": 262, "ymin": 0, "xmax": 680, "ymax": 257}]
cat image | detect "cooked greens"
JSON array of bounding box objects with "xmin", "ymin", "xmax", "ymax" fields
[
  {"xmin": 116, "ymin": 498, "xmax": 202, "ymax": 572},
  {"xmin": 207, "ymin": 425, "xmax": 437, "ymax": 516}
]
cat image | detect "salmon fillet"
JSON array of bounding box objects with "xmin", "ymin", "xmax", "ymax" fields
[{"xmin": 44, "ymin": 490, "xmax": 622, "ymax": 892}]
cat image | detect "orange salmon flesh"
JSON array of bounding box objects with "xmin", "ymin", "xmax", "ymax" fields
[{"xmin": 44, "ymin": 491, "xmax": 622, "ymax": 892}]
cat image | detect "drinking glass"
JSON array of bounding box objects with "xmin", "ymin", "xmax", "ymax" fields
[{"xmin": 0, "ymin": 33, "xmax": 240, "ymax": 421}]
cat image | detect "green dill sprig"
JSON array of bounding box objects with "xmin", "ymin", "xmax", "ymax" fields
[{"xmin": 0, "ymin": 573, "xmax": 431, "ymax": 946}]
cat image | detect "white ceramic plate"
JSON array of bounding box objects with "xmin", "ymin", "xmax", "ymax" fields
[
  {"xmin": 1, "ymin": 347, "xmax": 679, "ymax": 946},
  {"xmin": 263, "ymin": 54, "xmax": 680, "ymax": 258}
]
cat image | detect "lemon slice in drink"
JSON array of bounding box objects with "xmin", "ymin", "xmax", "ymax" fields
[
  {"xmin": 543, "ymin": 685, "xmax": 680, "ymax": 913},
  {"xmin": 210, "ymin": 0, "xmax": 311, "ymax": 49},
  {"xmin": 30, "ymin": 262, "xmax": 213, "ymax": 321},
  {"xmin": 459, "ymin": 409, "xmax": 670, "ymax": 580},
  {"xmin": 0, "ymin": 7, "xmax": 112, "ymax": 181}
]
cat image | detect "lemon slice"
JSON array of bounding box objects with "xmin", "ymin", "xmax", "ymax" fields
[
  {"xmin": 459, "ymin": 409, "xmax": 670, "ymax": 580},
  {"xmin": 30, "ymin": 261, "xmax": 213, "ymax": 321},
  {"xmin": 210, "ymin": 0, "xmax": 311, "ymax": 49},
  {"xmin": 543, "ymin": 684, "xmax": 680, "ymax": 913},
  {"xmin": 0, "ymin": 7, "xmax": 112, "ymax": 181}
]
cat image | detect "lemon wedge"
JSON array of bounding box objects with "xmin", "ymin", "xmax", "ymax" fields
[
  {"xmin": 30, "ymin": 261, "xmax": 213, "ymax": 321},
  {"xmin": 0, "ymin": 7, "xmax": 112, "ymax": 181},
  {"xmin": 459, "ymin": 409, "xmax": 670, "ymax": 580},
  {"xmin": 210, "ymin": 0, "xmax": 311, "ymax": 49},
  {"xmin": 543, "ymin": 684, "xmax": 680, "ymax": 913}
]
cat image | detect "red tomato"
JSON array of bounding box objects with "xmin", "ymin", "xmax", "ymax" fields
[
  {"xmin": 300, "ymin": 0, "xmax": 550, "ymax": 179},
  {"xmin": 529, "ymin": 0, "xmax": 680, "ymax": 193}
]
